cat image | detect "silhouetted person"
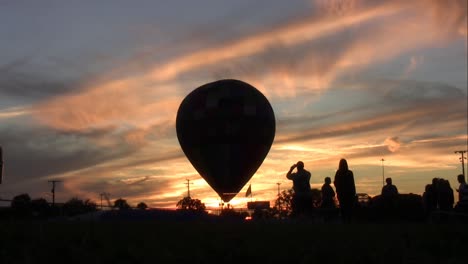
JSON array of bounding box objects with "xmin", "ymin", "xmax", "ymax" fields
[
  {"xmin": 321, "ymin": 177, "xmax": 336, "ymax": 209},
  {"xmin": 456, "ymin": 174, "xmax": 468, "ymax": 201},
  {"xmin": 334, "ymin": 159, "xmax": 356, "ymax": 223},
  {"xmin": 321, "ymin": 177, "xmax": 336, "ymax": 223},
  {"xmin": 455, "ymin": 174, "xmax": 468, "ymax": 211},
  {"xmin": 381, "ymin": 177, "xmax": 399, "ymax": 219},
  {"xmin": 286, "ymin": 161, "xmax": 312, "ymax": 217},
  {"xmin": 431, "ymin": 178, "xmax": 440, "ymax": 209},
  {"xmin": 437, "ymin": 179, "xmax": 454, "ymax": 211},
  {"xmin": 381, "ymin": 178, "xmax": 398, "ymax": 197},
  {"xmin": 422, "ymin": 184, "xmax": 437, "ymax": 217}
]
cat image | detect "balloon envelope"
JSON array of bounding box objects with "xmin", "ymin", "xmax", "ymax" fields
[{"xmin": 176, "ymin": 79, "xmax": 275, "ymax": 202}]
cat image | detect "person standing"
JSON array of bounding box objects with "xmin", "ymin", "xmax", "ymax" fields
[
  {"xmin": 321, "ymin": 177, "xmax": 336, "ymax": 209},
  {"xmin": 455, "ymin": 174, "xmax": 468, "ymax": 211},
  {"xmin": 456, "ymin": 174, "xmax": 468, "ymax": 201},
  {"xmin": 334, "ymin": 159, "xmax": 356, "ymax": 223},
  {"xmin": 381, "ymin": 178, "xmax": 398, "ymax": 198},
  {"xmin": 381, "ymin": 177, "xmax": 399, "ymax": 219},
  {"xmin": 438, "ymin": 179, "xmax": 454, "ymax": 211},
  {"xmin": 423, "ymin": 184, "xmax": 437, "ymax": 217},
  {"xmin": 286, "ymin": 161, "xmax": 312, "ymax": 217}
]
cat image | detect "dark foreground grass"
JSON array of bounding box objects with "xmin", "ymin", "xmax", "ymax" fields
[{"xmin": 1, "ymin": 220, "xmax": 467, "ymax": 264}]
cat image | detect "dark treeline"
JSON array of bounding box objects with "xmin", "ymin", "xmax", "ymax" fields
[
  {"xmin": 1, "ymin": 173, "xmax": 467, "ymax": 223},
  {"xmin": 0, "ymin": 194, "xmax": 149, "ymax": 220}
]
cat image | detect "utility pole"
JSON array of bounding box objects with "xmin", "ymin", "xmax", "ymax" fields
[
  {"xmin": 380, "ymin": 158, "xmax": 385, "ymax": 187},
  {"xmin": 48, "ymin": 180, "xmax": 62, "ymax": 206},
  {"xmin": 100, "ymin": 192, "xmax": 112, "ymax": 209},
  {"xmin": 184, "ymin": 179, "xmax": 193, "ymax": 198},
  {"xmin": 100, "ymin": 192, "xmax": 110, "ymax": 209},
  {"xmin": 276, "ymin": 182, "xmax": 282, "ymax": 211},
  {"xmin": 455, "ymin": 150, "xmax": 467, "ymax": 181},
  {"xmin": 276, "ymin": 182, "xmax": 281, "ymax": 196}
]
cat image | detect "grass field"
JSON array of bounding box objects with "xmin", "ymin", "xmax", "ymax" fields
[{"xmin": 1, "ymin": 220, "xmax": 467, "ymax": 264}]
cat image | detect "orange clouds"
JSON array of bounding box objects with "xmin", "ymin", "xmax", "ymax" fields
[
  {"xmin": 146, "ymin": 3, "xmax": 399, "ymax": 82},
  {"xmin": 384, "ymin": 137, "xmax": 401, "ymax": 152},
  {"xmin": 32, "ymin": 0, "xmax": 466, "ymax": 133},
  {"xmin": 315, "ymin": 0, "xmax": 466, "ymax": 38},
  {"xmin": 34, "ymin": 78, "xmax": 180, "ymax": 132}
]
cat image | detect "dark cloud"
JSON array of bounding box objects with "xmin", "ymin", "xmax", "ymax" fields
[
  {"xmin": 359, "ymin": 79, "xmax": 466, "ymax": 100},
  {"xmin": 0, "ymin": 70, "xmax": 78, "ymax": 103},
  {"xmin": 0, "ymin": 124, "xmax": 132, "ymax": 182},
  {"xmin": 276, "ymin": 103, "xmax": 374, "ymax": 129},
  {"xmin": 275, "ymin": 80, "xmax": 466, "ymax": 144},
  {"xmin": 408, "ymin": 137, "xmax": 467, "ymax": 152},
  {"xmin": 0, "ymin": 56, "xmax": 33, "ymax": 73},
  {"xmin": 0, "ymin": 116, "xmax": 184, "ymax": 186},
  {"xmin": 344, "ymin": 145, "xmax": 393, "ymax": 161}
]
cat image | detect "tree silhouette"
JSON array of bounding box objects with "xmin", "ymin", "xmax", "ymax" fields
[
  {"xmin": 30, "ymin": 198, "xmax": 51, "ymax": 218},
  {"xmin": 275, "ymin": 189, "xmax": 294, "ymax": 217},
  {"xmin": 11, "ymin": 193, "xmax": 32, "ymax": 217},
  {"xmin": 11, "ymin": 193, "xmax": 31, "ymax": 208},
  {"xmin": 137, "ymin": 202, "xmax": 148, "ymax": 210},
  {"xmin": 274, "ymin": 188, "xmax": 322, "ymax": 218},
  {"xmin": 63, "ymin": 198, "xmax": 97, "ymax": 216},
  {"xmin": 114, "ymin": 198, "xmax": 131, "ymax": 210},
  {"xmin": 176, "ymin": 197, "xmax": 206, "ymax": 213}
]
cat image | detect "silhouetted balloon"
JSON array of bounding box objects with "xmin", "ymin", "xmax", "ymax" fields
[{"xmin": 176, "ymin": 79, "xmax": 275, "ymax": 202}]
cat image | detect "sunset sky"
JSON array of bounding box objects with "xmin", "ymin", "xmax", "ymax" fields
[{"xmin": 0, "ymin": 0, "xmax": 466, "ymax": 209}]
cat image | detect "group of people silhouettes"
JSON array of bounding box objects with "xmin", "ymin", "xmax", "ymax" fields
[
  {"xmin": 422, "ymin": 177, "xmax": 454, "ymax": 214},
  {"xmin": 422, "ymin": 174, "xmax": 468, "ymax": 214},
  {"xmin": 287, "ymin": 158, "xmax": 356, "ymax": 223},
  {"xmin": 286, "ymin": 159, "xmax": 468, "ymax": 223}
]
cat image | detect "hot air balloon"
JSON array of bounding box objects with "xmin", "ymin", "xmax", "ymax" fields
[{"xmin": 176, "ymin": 79, "xmax": 275, "ymax": 202}]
